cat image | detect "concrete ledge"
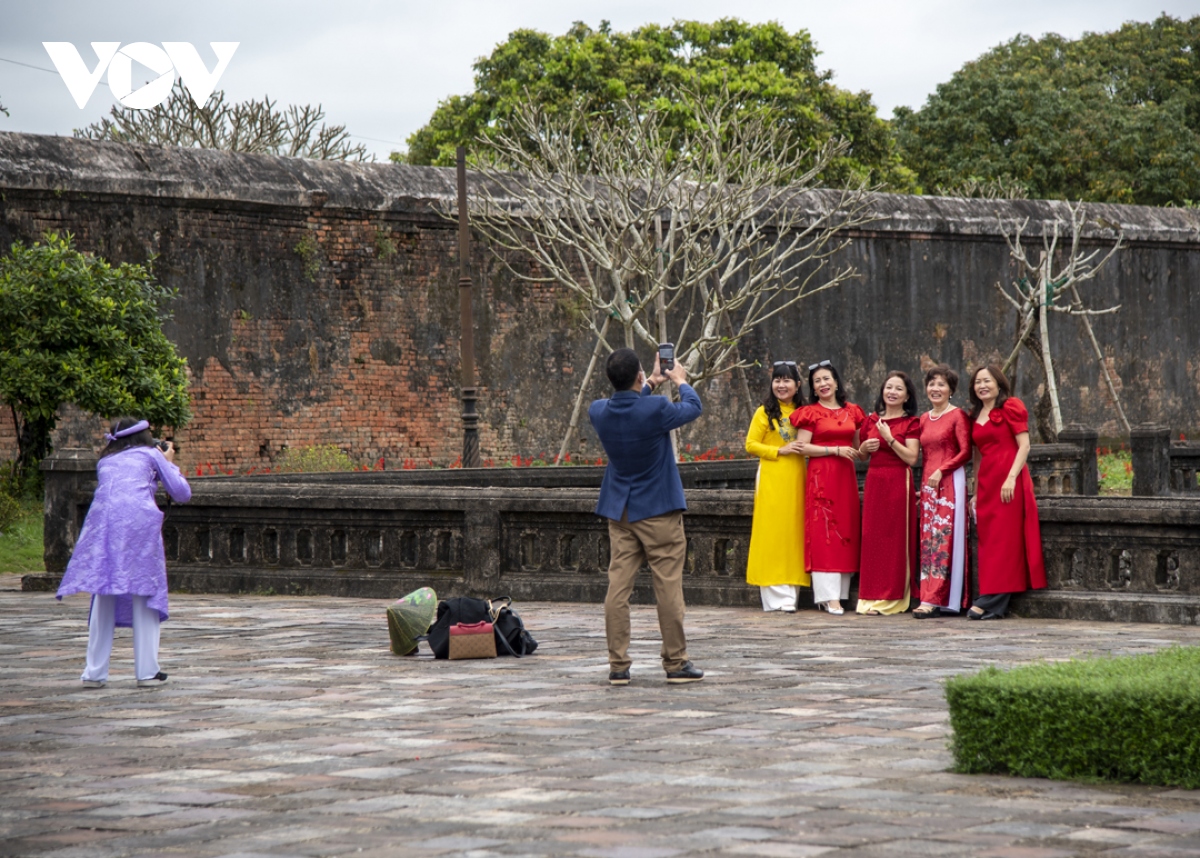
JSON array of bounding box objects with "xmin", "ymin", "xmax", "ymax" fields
[
  {"xmin": 1013, "ymin": 590, "xmax": 1200, "ymax": 625},
  {"xmin": 22, "ymin": 568, "xmax": 766, "ymax": 607}
]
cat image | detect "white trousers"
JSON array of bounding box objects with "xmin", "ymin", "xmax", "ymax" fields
[
  {"xmin": 811, "ymin": 572, "xmax": 852, "ymax": 604},
  {"xmin": 82, "ymin": 594, "xmax": 161, "ymax": 682},
  {"xmin": 759, "ymin": 585, "xmax": 798, "ymax": 612}
]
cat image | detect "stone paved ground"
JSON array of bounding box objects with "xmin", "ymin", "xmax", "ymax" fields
[{"xmin": 3, "ymin": 585, "xmax": 1200, "ymax": 858}]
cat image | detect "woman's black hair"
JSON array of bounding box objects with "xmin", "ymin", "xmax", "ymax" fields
[
  {"xmin": 807, "ymin": 361, "xmax": 848, "ymax": 407},
  {"xmin": 100, "ymin": 416, "xmax": 155, "ymax": 459},
  {"xmin": 873, "ymin": 371, "xmax": 918, "ymax": 417},
  {"xmin": 762, "ymin": 362, "xmax": 804, "ymax": 430},
  {"xmin": 967, "ymin": 364, "xmax": 1012, "ymax": 421},
  {"xmin": 923, "ymin": 363, "xmax": 959, "ymax": 396}
]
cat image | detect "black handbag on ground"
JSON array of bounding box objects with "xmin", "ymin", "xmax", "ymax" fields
[
  {"xmin": 491, "ymin": 598, "xmax": 538, "ymax": 657},
  {"xmin": 425, "ymin": 596, "xmax": 538, "ymax": 659}
]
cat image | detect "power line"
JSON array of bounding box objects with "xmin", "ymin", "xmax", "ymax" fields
[
  {"xmin": 349, "ymin": 133, "xmax": 406, "ymax": 147},
  {"xmin": 0, "ymin": 55, "xmax": 59, "ymax": 74}
]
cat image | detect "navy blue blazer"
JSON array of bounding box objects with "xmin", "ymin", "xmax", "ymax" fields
[{"xmin": 588, "ymin": 382, "xmax": 702, "ymax": 522}]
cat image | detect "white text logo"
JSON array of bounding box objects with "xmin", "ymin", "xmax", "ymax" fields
[{"xmin": 43, "ymin": 42, "xmax": 239, "ymax": 109}]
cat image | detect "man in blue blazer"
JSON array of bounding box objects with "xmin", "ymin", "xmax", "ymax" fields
[{"xmin": 589, "ymin": 347, "xmax": 704, "ymax": 686}]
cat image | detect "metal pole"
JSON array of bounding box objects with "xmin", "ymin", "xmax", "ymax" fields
[{"xmin": 456, "ymin": 146, "xmax": 481, "ymax": 468}]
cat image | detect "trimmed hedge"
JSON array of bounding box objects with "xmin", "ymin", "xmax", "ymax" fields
[{"xmin": 946, "ymin": 646, "xmax": 1200, "ymax": 789}]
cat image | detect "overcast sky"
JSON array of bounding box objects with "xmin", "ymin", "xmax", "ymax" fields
[{"xmin": 2, "ymin": 1, "xmax": 1196, "ymax": 161}]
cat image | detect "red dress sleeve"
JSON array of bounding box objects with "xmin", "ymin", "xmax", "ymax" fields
[
  {"xmin": 789, "ymin": 404, "xmax": 812, "ymax": 430},
  {"xmin": 897, "ymin": 416, "xmax": 921, "ymax": 442},
  {"xmin": 1001, "ymin": 397, "xmax": 1030, "ymax": 434},
  {"xmin": 941, "ymin": 410, "xmax": 972, "ymax": 472},
  {"xmin": 848, "ymin": 403, "xmax": 866, "ymax": 429}
]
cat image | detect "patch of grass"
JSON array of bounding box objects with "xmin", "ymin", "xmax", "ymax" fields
[
  {"xmin": 1098, "ymin": 448, "xmax": 1133, "ymax": 495},
  {"xmin": 946, "ymin": 647, "xmax": 1200, "ymax": 789},
  {"xmin": 0, "ymin": 499, "xmax": 44, "ymax": 574}
]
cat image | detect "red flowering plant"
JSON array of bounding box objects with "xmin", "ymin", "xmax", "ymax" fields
[
  {"xmin": 677, "ymin": 445, "xmax": 744, "ymax": 462},
  {"xmin": 1096, "ymin": 441, "xmax": 1133, "ymax": 496}
]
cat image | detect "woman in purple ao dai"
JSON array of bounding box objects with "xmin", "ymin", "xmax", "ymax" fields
[{"xmin": 56, "ymin": 417, "xmax": 191, "ymax": 688}]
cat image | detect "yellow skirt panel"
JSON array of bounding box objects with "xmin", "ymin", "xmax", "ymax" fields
[{"xmin": 745, "ymin": 454, "xmax": 809, "ymax": 587}]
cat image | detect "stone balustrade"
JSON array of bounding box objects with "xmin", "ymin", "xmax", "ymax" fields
[
  {"xmin": 30, "ymin": 427, "xmax": 1200, "ymax": 623},
  {"xmin": 1169, "ymin": 442, "xmax": 1200, "ymax": 494},
  {"xmin": 1016, "ymin": 496, "xmax": 1200, "ymax": 624},
  {"xmin": 1131, "ymin": 424, "xmax": 1200, "ymax": 497}
]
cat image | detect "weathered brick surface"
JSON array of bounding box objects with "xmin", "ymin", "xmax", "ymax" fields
[{"xmin": 2, "ymin": 132, "xmax": 1199, "ymax": 471}]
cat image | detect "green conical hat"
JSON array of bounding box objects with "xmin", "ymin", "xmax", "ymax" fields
[{"xmin": 387, "ymin": 587, "xmax": 437, "ymax": 656}]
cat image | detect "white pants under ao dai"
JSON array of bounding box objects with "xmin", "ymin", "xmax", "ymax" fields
[
  {"xmin": 82, "ymin": 594, "xmax": 161, "ymax": 682},
  {"xmin": 811, "ymin": 572, "xmax": 852, "ymax": 604},
  {"xmin": 759, "ymin": 585, "xmax": 799, "ymax": 612}
]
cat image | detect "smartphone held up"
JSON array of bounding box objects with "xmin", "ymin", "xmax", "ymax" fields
[{"xmin": 658, "ymin": 343, "xmax": 675, "ymax": 372}]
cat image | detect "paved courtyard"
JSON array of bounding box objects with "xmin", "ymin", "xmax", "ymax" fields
[{"xmin": 3, "ymin": 584, "xmax": 1200, "ymax": 858}]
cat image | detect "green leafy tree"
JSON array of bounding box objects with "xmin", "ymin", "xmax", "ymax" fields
[
  {"xmin": 401, "ymin": 19, "xmax": 915, "ymax": 190},
  {"xmin": 0, "ymin": 234, "xmax": 192, "ymax": 479},
  {"xmin": 894, "ymin": 14, "xmax": 1200, "ymax": 205}
]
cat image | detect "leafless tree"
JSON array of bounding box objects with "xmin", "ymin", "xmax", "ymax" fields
[
  {"xmin": 935, "ymin": 176, "xmax": 1029, "ymax": 200},
  {"xmin": 462, "ymin": 90, "xmax": 877, "ymax": 462},
  {"xmin": 75, "ymin": 80, "xmax": 370, "ymax": 161},
  {"xmin": 996, "ymin": 201, "xmax": 1128, "ymax": 441}
]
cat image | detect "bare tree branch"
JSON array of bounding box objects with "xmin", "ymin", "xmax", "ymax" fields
[
  {"xmin": 996, "ymin": 201, "xmax": 1126, "ymax": 439},
  {"xmin": 74, "ymin": 80, "xmax": 370, "ymax": 161},
  {"xmin": 455, "ymin": 86, "xmax": 879, "ymax": 458}
]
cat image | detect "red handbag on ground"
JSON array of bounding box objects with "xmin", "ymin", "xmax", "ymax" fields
[{"xmin": 448, "ymin": 620, "xmax": 497, "ymax": 660}]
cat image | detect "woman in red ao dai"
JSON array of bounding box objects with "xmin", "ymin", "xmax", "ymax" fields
[
  {"xmin": 855, "ymin": 371, "xmax": 921, "ymax": 616},
  {"xmin": 789, "ymin": 361, "xmax": 865, "ymax": 615},
  {"xmin": 913, "ymin": 365, "xmax": 972, "ymax": 617},
  {"xmin": 967, "ymin": 365, "xmax": 1047, "ymax": 619}
]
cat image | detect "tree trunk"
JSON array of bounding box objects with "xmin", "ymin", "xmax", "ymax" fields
[
  {"xmin": 721, "ymin": 307, "xmax": 755, "ymax": 422},
  {"xmin": 1003, "ymin": 306, "xmax": 1032, "ymax": 395},
  {"xmin": 11, "ymin": 408, "xmax": 54, "ymax": 486},
  {"xmin": 556, "ymin": 317, "xmax": 610, "ymax": 465},
  {"xmin": 1070, "ymin": 284, "xmax": 1131, "ymax": 434},
  {"xmin": 1036, "ymin": 259, "xmax": 1064, "ymax": 438},
  {"xmin": 1022, "ymin": 336, "xmax": 1057, "ymax": 443}
]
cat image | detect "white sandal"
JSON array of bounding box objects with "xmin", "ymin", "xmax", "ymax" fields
[{"xmin": 818, "ymin": 601, "xmax": 844, "ymax": 615}]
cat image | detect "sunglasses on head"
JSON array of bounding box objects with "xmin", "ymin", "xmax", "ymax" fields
[
  {"xmin": 772, "ymin": 360, "xmax": 797, "ymax": 368},
  {"xmin": 808, "ymin": 360, "xmax": 833, "ymax": 372}
]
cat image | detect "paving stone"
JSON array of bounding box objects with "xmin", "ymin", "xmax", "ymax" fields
[{"xmin": 4, "ymin": 590, "xmax": 1200, "ymax": 858}]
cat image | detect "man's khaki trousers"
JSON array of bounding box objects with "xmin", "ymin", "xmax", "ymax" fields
[{"xmin": 604, "ymin": 510, "xmax": 689, "ymax": 673}]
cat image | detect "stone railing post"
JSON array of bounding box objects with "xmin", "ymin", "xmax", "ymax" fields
[
  {"xmin": 462, "ymin": 499, "xmax": 502, "ymax": 591},
  {"xmin": 1130, "ymin": 424, "xmax": 1170, "ymax": 497},
  {"xmin": 1057, "ymin": 424, "xmax": 1099, "ymax": 496},
  {"xmin": 40, "ymin": 448, "xmax": 99, "ymax": 574}
]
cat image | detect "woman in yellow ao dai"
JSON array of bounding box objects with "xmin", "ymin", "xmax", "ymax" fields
[{"xmin": 744, "ymin": 361, "xmax": 808, "ymax": 611}]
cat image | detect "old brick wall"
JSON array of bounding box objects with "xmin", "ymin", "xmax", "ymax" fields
[{"xmin": 1, "ymin": 133, "xmax": 1198, "ymax": 473}]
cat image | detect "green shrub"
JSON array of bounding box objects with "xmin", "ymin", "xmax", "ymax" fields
[
  {"xmin": 0, "ymin": 490, "xmax": 18, "ymax": 533},
  {"xmin": 273, "ymin": 444, "xmax": 356, "ymax": 473},
  {"xmin": 946, "ymin": 647, "xmax": 1200, "ymax": 788}
]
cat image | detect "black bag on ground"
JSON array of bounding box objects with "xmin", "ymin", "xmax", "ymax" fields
[
  {"xmin": 425, "ymin": 596, "xmax": 538, "ymax": 659},
  {"xmin": 491, "ymin": 598, "xmax": 538, "ymax": 657}
]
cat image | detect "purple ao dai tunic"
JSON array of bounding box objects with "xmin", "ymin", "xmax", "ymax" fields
[{"xmin": 56, "ymin": 446, "xmax": 192, "ymax": 626}]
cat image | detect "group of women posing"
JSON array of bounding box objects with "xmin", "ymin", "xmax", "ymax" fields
[{"xmin": 744, "ymin": 360, "xmax": 1046, "ymax": 619}]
